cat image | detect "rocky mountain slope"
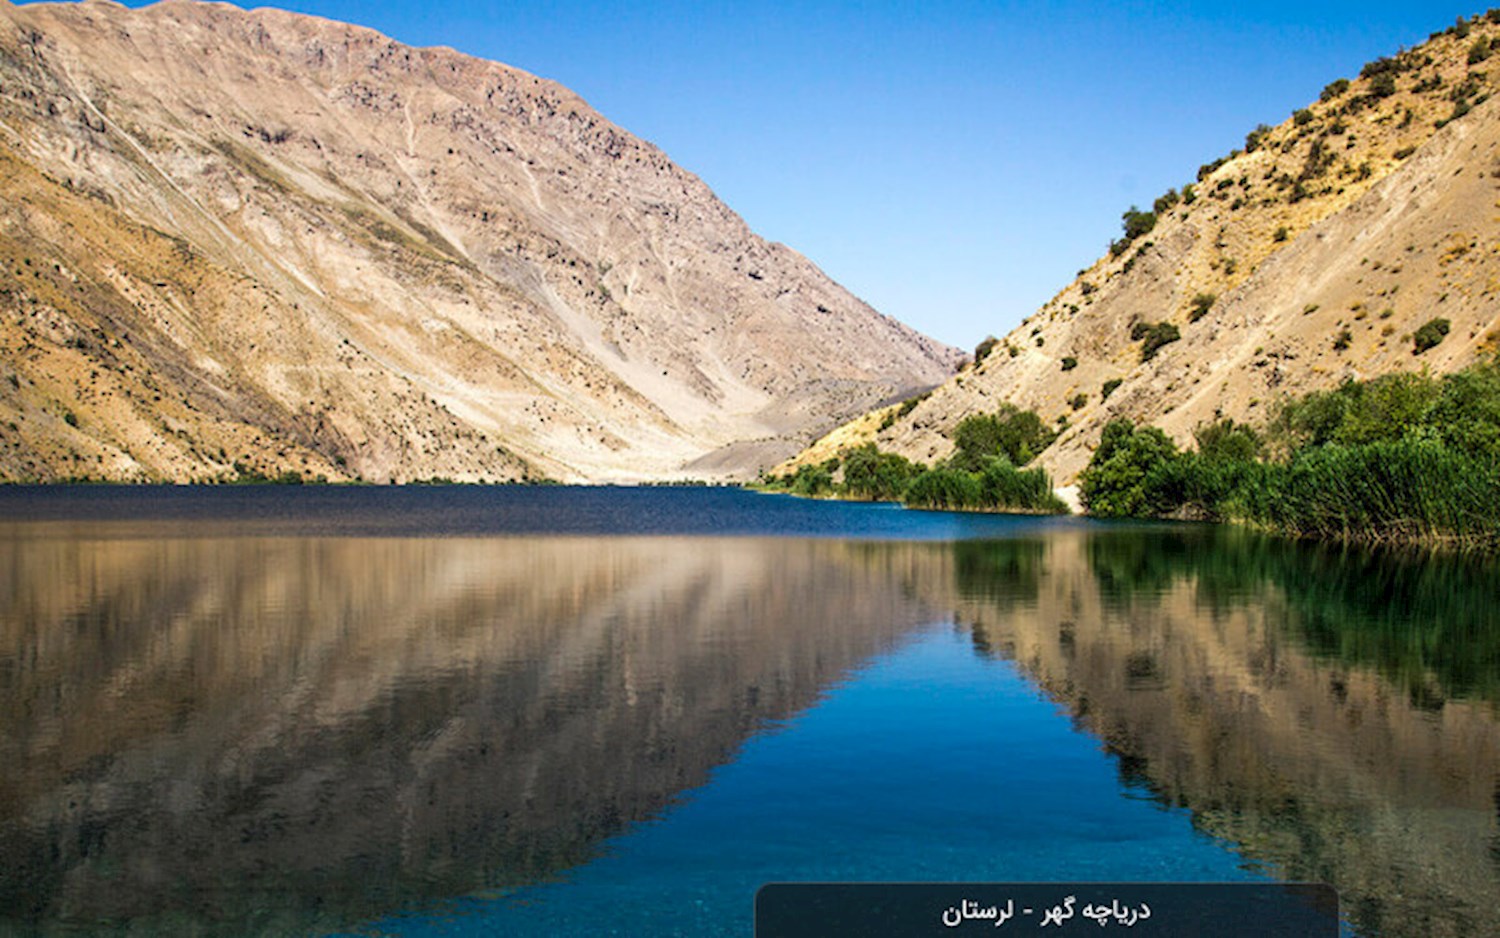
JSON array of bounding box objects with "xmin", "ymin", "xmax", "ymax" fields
[
  {"xmin": 787, "ymin": 12, "xmax": 1500, "ymax": 486},
  {"xmin": 0, "ymin": 0, "xmax": 958, "ymax": 483}
]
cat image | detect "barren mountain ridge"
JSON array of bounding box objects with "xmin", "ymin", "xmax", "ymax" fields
[{"xmin": 0, "ymin": 0, "xmax": 959, "ymax": 483}]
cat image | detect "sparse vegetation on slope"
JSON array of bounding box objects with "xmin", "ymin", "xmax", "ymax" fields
[{"xmin": 794, "ymin": 8, "xmax": 1500, "ymax": 492}]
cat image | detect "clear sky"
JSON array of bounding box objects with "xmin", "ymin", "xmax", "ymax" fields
[{"xmin": 100, "ymin": 1, "xmax": 1480, "ymax": 349}]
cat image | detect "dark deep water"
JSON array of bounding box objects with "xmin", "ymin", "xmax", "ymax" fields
[{"xmin": 0, "ymin": 486, "xmax": 1496, "ymax": 936}]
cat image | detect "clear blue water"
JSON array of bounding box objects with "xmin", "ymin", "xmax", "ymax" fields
[
  {"xmin": 367, "ymin": 626, "xmax": 1254, "ymax": 937},
  {"xmin": 0, "ymin": 484, "xmax": 1081, "ymax": 538},
  {"xmin": 1, "ymin": 487, "xmax": 1496, "ymax": 937}
]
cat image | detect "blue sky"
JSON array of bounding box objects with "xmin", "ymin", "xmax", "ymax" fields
[{"xmin": 103, "ymin": 1, "xmax": 1477, "ymax": 349}]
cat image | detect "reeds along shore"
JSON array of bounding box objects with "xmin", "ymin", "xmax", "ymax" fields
[
  {"xmin": 1079, "ymin": 359, "xmax": 1500, "ymax": 548},
  {"xmin": 765, "ymin": 358, "xmax": 1500, "ymax": 549}
]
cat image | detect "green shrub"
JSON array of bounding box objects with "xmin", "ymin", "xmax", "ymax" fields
[
  {"xmin": 1428, "ymin": 360, "xmax": 1500, "ymax": 463},
  {"xmin": 974, "ymin": 336, "xmax": 999, "ymax": 363},
  {"xmin": 1188, "ymin": 293, "xmax": 1216, "ymax": 322},
  {"xmin": 903, "ymin": 467, "xmax": 982, "ymax": 510},
  {"xmin": 950, "ymin": 405, "xmax": 1056, "ymax": 470},
  {"xmin": 1321, "ymin": 78, "xmax": 1351, "ymax": 102},
  {"xmin": 1121, "ymin": 206, "xmax": 1157, "ymax": 242},
  {"xmin": 1078, "ymin": 418, "xmax": 1186, "ymax": 518},
  {"xmin": 1273, "ymin": 371, "xmax": 1440, "ymax": 450},
  {"xmin": 1412, "ymin": 317, "xmax": 1450, "ymax": 354},
  {"xmin": 840, "ymin": 443, "xmax": 918, "ymax": 501},
  {"xmin": 1153, "ymin": 189, "xmax": 1180, "ymax": 214},
  {"xmin": 1061, "ymin": 356, "xmax": 1078, "ymax": 371},
  {"xmin": 975, "ymin": 458, "xmax": 1068, "ymax": 513},
  {"xmin": 1293, "ymin": 108, "xmax": 1314, "ymax": 126},
  {"xmin": 1194, "ymin": 418, "xmax": 1261, "ymax": 463},
  {"xmin": 1245, "ymin": 123, "xmax": 1273, "ymax": 152},
  {"xmin": 1333, "ymin": 328, "xmax": 1352, "ymax": 351},
  {"xmin": 1100, "ymin": 378, "xmax": 1123, "ymax": 401},
  {"xmin": 1081, "ymin": 361, "xmax": 1500, "ymax": 545},
  {"xmin": 1130, "ymin": 321, "xmax": 1181, "ymax": 361},
  {"xmin": 790, "ymin": 462, "xmax": 834, "ymax": 496},
  {"xmin": 1069, "ymin": 393, "xmax": 1088, "ymax": 411},
  {"xmin": 1274, "ymin": 226, "xmax": 1289, "ymax": 242}
]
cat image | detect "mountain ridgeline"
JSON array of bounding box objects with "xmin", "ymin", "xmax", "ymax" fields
[
  {"xmin": 0, "ymin": 0, "xmax": 959, "ymax": 484},
  {"xmin": 787, "ymin": 11, "xmax": 1500, "ymax": 490}
]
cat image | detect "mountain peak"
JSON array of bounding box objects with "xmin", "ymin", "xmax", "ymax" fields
[
  {"xmin": 793, "ymin": 12, "xmax": 1500, "ymax": 484},
  {"xmin": 0, "ymin": 0, "xmax": 959, "ymax": 483}
]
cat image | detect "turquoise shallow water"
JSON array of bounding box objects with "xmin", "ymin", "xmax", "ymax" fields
[{"xmin": 1, "ymin": 487, "xmax": 1496, "ymax": 937}]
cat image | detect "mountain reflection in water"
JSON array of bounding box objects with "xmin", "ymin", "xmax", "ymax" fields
[{"xmin": 0, "ymin": 510, "xmax": 1496, "ymax": 937}]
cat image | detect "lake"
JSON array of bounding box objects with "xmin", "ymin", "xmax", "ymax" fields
[{"xmin": 0, "ymin": 486, "xmax": 1496, "ymax": 936}]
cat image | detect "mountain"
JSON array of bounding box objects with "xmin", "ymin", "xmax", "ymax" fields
[
  {"xmin": 785, "ymin": 12, "xmax": 1500, "ymax": 488},
  {"xmin": 0, "ymin": 0, "xmax": 959, "ymax": 483}
]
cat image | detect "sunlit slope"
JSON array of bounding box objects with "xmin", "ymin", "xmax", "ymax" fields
[
  {"xmin": 0, "ymin": 0, "xmax": 958, "ymax": 483},
  {"xmin": 789, "ymin": 14, "xmax": 1500, "ymax": 484}
]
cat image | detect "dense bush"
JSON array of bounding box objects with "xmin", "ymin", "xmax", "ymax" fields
[
  {"xmin": 1194, "ymin": 418, "xmax": 1261, "ymax": 462},
  {"xmin": 976, "ymin": 458, "xmax": 1069, "ymax": 513},
  {"xmin": 903, "ymin": 467, "xmax": 982, "ymax": 510},
  {"xmin": 950, "ymin": 405, "xmax": 1056, "ymax": 470},
  {"xmin": 760, "ymin": 430, "xmax": 1068, "ymax": 515},
  {"xmin": 1100, "ymin": 377, "xmax": 1123, "ymax": 401},
  {"xmin": 1321, "ymin": 78, "xmax": 1351, "ymax": 102},
  {"xmin": 1130, "ymin": 321, "xmax": 1181, "ymax": 361},
  {"xmin": 1369, "ymin": 72, "xmax": 1398, "ymax": 98},
  {"xmin": 1061, "ymin": 356, "xmax": 1078, "ymax": 371},
  {"xmin": 1121, "ymin": 206, "xmax": 1157, "ymax": 241},
  {"xmin": 1078, "ymin": 419, "xmax": 1186, "ymax": 518},
  {"xmin": 1412, "ymin": 317, "xmax": 1450, "ymax": 354},
  {"xmin": 1079, "ymin": 361, "xmax": 1500, "ymax": 546},
  {"xmin": 789, "ymin": 461, "xmax": 835, "ymax": 496},
  {"xmin": 840, "ymin": 443, "xmax": 919, "ymax": 501},
  {"xmin": 1112, "ymin": 206, "xmax": 1159, "ymax": 257}
]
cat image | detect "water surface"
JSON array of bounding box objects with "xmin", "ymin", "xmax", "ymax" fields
[{"xmin": 1, "ymin": 487, "xmax": 1495, "ymax": 937}]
